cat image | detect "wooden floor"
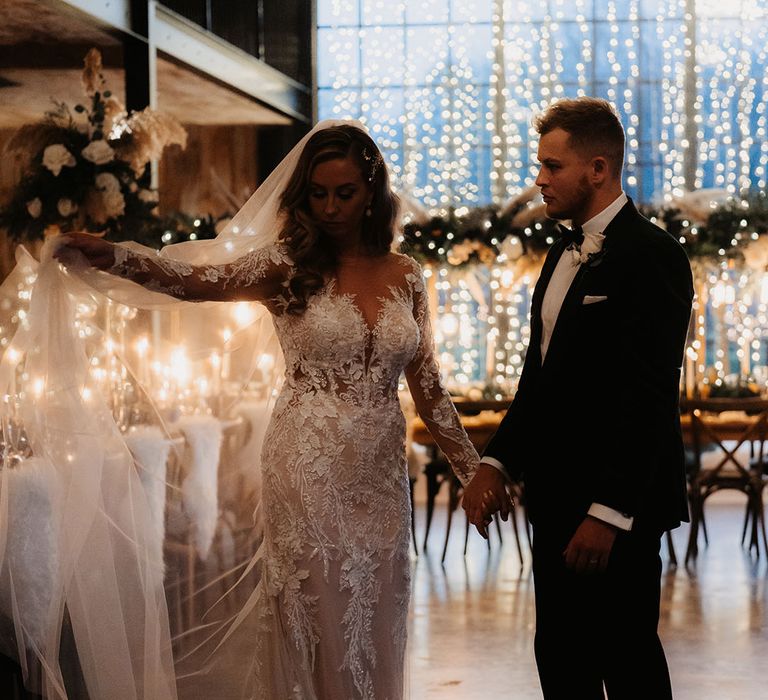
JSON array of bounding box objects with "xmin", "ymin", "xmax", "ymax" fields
[{"xmin": 408, "ymin": 491, "xmax": 768, "ymax": 699}]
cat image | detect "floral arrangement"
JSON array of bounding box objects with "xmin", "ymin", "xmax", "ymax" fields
[
  {"xmin": 0, "ymin": 48, "xmax": 187, "ymax": 245},
  {"xmin": 400, "ymin": 185, "xmax": 768, "ymax": 268}
]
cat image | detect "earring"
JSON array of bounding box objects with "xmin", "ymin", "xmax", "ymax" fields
[{"xmin": 365, "ymin": 206, "xmax": 372, "ymax": 217}]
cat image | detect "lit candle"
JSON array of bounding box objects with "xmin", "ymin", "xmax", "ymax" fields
[
  {"xmin": 258, "ymin": 352, "xmax": 275, "ymax": 386},
  {"xmin": 210, "ymin": 351, "xmax": 222, "ymax": 396},
  {"xmin": 6, "ymin": 348, "xmax": 19, "ymax": 405},
  {"xmin": 222, "ymin": 329, "xmax": 232, "ymax": 381},
  {"xmin": 170, "ymin": 346, "xmax": 190, "ymax": 389},
  {"xmin": 685, "ymin": 348, "xmax": 696, "ymax": 399},
  {"xmin": 135, "ymin": 336, "xmax": 149, "ymax": 385},
  {"xmin": 485, "ymin": 328, "xmax": 497, "ymax": 382},
  {"xmin": 151, "ymin": 310, "xmax": 162, "ymax": 364}
]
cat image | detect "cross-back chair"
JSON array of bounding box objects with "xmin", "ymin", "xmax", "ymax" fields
[{"xmin": 682, "ymin": 397, "xmax": 768, "ymax": 563}]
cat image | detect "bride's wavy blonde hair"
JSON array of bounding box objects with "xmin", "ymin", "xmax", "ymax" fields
[{"xmin": 278, "ymin": 125, "xmax": 399, "ymax": 313}]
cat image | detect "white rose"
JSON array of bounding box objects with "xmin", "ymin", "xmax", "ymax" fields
[
  {"xmin": 81, "ymin": 140, "xmax": 115, "ymax": 165},
  {"xmin": 572, "ymin": 231, "xmax": 606, "ymax": 266},
  {"xmin": 42, "ymin": 144, "xmax": 76, "ymax": 176},
  {"xmin": 498, "ymin": 235, "xmax": 524, "ymax": 261},
  {"xmin": 57, "ymin": 198, "xmax": 77, "ymax": 217},
  {"xmin": 26, "ymin": 198, "xmax": 42, "ymax": 218},
  {"xmin": 446, "ymin": 240, "xmax": 472, "ymax": 265},
  {"xmin": 581, "ymin": 232, "xmax": 604, "ymax": 256},
  {"xmin": 95, "ymin": 172, "xmax": 121, "ymax": 193},
  {"xmin": 102, "ymin": 189, "xmax": 125, "ymax": 219}
]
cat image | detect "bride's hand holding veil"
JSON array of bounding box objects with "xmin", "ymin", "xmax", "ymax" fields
[{"xmin": 53, "ymin": 231, "xmax": 116, "ymax": 270}]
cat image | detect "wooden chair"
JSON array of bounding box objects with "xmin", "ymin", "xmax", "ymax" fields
[
  {"xmin": 682, "ymin": 397, "xmax": 768, "ymax": 563},
  {"xmin": 420, "ymin": 450, "xmax": 452, "ymax": 553},
  {"xmin": 447, "ymin": 475, "xmax": 531, "ymax": 565},
  {"xmin": 419, "ymin": 449, "xmax": 530, "ymax": 563}
]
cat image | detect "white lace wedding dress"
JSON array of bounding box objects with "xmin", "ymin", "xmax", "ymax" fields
[{"xmin": 108, "ymin": 242, "xmax": 479, "ymax": 699}]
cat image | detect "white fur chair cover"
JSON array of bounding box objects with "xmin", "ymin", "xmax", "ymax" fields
[
  {"xmin": 0, "ymin": 457, "xmax": 58, "ymax": 651},
  {"xmin": 124, "ymin": 426, "xmax": 171, "ymax": 575},
  {"xmin": 175, "ymin": 415, "xmax": 222, "ymax": 561}
]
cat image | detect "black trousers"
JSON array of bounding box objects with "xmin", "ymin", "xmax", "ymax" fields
[{"xmin": 531, "ymin": 522, "xmax": 672, "ymax": 700}]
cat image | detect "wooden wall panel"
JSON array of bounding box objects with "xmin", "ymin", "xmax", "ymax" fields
[{"xmin": 159, "ymin": 124, "xmax": 260, "ymax": 219}]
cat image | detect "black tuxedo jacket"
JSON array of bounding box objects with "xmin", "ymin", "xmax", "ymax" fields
[{"xmin": 483, "ymin": 199, "xmax": 694, "ymax": 533}]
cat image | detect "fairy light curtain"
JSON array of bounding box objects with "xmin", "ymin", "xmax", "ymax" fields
[
  {"xmin": 317, "ymin": 0, "xmax": 767, "ymax": 207},
  {"xmin": 318, "ymin": 0, "xmax": 768, "ymax": 396}
]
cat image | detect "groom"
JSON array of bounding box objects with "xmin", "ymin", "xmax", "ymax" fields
[{"xmin": 463, "ymin": 97, "xmax": 693, "ymax": 699}]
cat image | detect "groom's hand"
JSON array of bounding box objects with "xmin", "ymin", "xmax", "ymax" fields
[
  {"xmin": 563, "ymin": 516, "xmax": 618, "ymax": 574},
  {"xmin": 462, "ymin": 464, "xmax": 511, "ymax": 539}
]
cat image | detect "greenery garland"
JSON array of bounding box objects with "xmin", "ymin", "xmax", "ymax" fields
[
  {"xmin": 401, "ymin": 190, "xmax": 768, "ymax": 266},
  {"xmin": 400, "ymin": 201, "xmax": 559, "ymax": 266},
  {"xmin": 641, "ymin": 190, "xmax": 768, "ymax": 260}
]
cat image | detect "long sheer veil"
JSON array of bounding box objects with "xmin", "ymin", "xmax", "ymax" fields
[{"xmin": 0, "ymin": 118, "xmax": 361, "ymax": 699}]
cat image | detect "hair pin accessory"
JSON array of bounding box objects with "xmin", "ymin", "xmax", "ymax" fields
[{"xmin": 361, "ymin": 147, "xmax": 384, "ymax": 182}]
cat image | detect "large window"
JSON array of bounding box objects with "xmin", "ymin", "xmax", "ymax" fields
[{"xmin": 317, "ymin": 0, "xmax": 768, "ymax": 208}]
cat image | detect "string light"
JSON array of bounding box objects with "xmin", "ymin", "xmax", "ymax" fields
[
  {"xmin": 316, "ymin": 1, "xmax": 767, "ymax": 392},
  {"xmin": 318, "ymin": 1, "xmax": 765, "ymax": 206}
]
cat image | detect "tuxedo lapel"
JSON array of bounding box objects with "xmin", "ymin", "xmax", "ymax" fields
[
  {"xmin": 554, "ymin": 259, "xmax": 591, "ymax": 319},
  {"xmin": 529, "ymin": 200, "xmax": 639, "ymax": 369},
  {"xmin": 539, "ymin": 202, "xmax": 637, "ymax": 368},
  {"xmin": 527, "ymin": 240, "xmax": 568, "ymax": 366},
  {"xmin": 530, "ymin": 240, "xmax": 567, "ymax": 322}
]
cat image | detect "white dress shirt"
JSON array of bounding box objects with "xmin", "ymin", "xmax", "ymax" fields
[{"xmin": 482, "ymin": 192, "xmax": 634, "ymax": 532}]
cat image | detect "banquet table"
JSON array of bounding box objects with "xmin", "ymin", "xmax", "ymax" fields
[{"xmin": 409, "ymin": 399, "xmax": 757, "ymax": 449}]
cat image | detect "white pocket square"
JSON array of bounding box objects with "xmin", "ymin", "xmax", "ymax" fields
[{"xmin": 583, "ymin": 295, "xmax": 608, "ymax": 305}]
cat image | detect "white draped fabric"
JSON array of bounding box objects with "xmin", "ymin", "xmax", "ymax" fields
[{"xmin": 0, "ymin": 120, "xmax": 340, "ymax": 698}]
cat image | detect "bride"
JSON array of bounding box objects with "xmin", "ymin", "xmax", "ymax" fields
[{"xmin": 50, "ymin": 120, "xmax": 496, "ymax": 698}]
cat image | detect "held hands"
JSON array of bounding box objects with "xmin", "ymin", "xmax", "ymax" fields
[
  {"xmin": 563, "ymin": 515, "xmax": 618, "ymax": 574},
  {"xmin": 462, "ymin": 464, "xmax": 512, "ymax": 539},
  {"xmin": 52, "ymin": 231, "xmax": 115, "ymax": 270}
]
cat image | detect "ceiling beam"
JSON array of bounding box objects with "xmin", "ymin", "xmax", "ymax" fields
[
  {"xmin": 43, "ymin": 0, "xmax": 310, "ymax": 121},
  {"xmin": 154, "ymin": 4, "xmax": 309, "ymax": 121}
]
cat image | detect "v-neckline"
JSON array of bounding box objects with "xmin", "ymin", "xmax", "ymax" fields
[{"xmin": 326, "ymin": 279, "xmax": 388, "ymax": 335}]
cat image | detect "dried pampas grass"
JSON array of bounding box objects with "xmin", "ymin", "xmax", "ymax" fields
[
  {"xmin": 116, "ymin": 109, "xmax": 187, "ymax": 174},
  {"xmin": 81, "ymin": 47, "xmax": 103, "ymax": 96}
]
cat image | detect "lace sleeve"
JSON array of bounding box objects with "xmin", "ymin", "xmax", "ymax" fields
[
  {"xmin": 108, "ymin": 243, "xmax": 293, "ymax": 304},
  {"xmin": 403, "ymin": 258, "xmax": 479, "ymax": 486}
]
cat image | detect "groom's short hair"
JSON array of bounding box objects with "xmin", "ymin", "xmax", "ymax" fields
[{"xmin": 534, "ymin": 97, "xmax": 625, "ymax": 177}]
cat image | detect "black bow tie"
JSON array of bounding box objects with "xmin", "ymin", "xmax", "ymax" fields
[{"xmin": 558, "ymin": 223, "xmax": 584, "ymax": 248}]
